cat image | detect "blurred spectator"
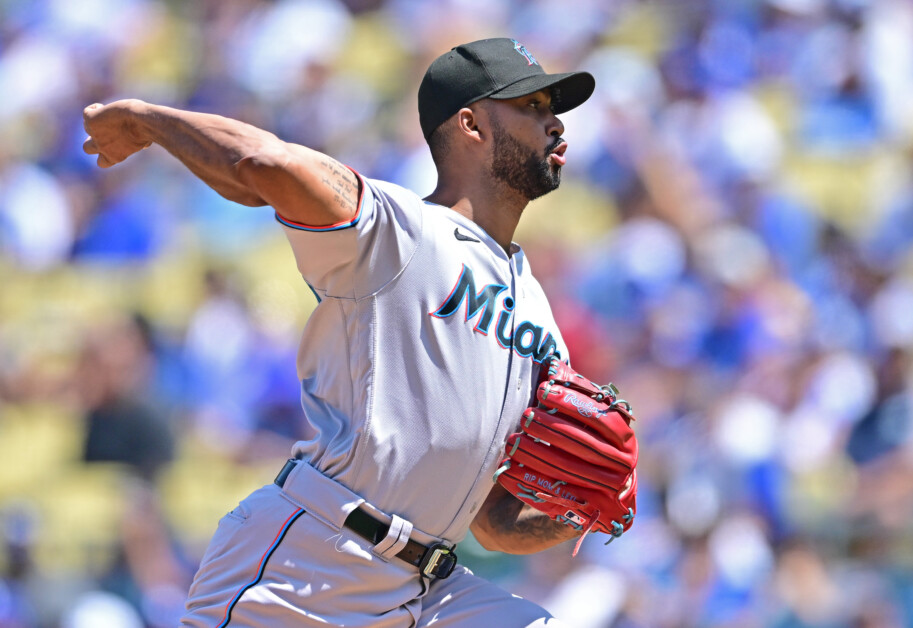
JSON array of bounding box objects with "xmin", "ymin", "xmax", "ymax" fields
[{"xmin": 79, "ymin": 314, "xmax": 174, "ymax": 481}]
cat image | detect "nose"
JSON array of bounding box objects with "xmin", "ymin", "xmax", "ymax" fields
[{"xmin": 547, "ymin": 113, "xmax": 564, "ymax": 138}]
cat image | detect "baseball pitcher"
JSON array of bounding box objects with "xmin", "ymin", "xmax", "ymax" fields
[{"xmin": 83, "ymin": 38, "xmax": 638, "ymax": 627}]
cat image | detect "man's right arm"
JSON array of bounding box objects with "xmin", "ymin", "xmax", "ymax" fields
[{"xmin": 82, "ymin": 99, "xmax": 359, "ymax": 227}]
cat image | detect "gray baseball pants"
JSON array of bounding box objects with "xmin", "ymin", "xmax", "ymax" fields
[{"xmin": 180, "ymin": 460, "xmax": 565, "ymax": 627}]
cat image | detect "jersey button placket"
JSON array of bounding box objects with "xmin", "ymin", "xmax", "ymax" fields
[{"xmin": 504, "ymin": 260, "xmax": 531, "ymax": 414}]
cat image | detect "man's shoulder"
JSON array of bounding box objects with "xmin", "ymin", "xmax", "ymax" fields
[{"xmin": 362, "ymin": 174, "xmax": 425, "ymax": 209}]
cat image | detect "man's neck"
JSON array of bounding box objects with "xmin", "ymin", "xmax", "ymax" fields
[{"xmin": 425, "ymin": 179, "xmax": 528, "ymax": 254}]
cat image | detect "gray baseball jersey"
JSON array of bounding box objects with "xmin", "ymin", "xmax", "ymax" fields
[
  {"xmin": 182, "ymin": 170, "xmax": 572, "ymax": 626},
  {"xmin": 278, "ymin": 170, "xmax": 568, "ymax": 544}
]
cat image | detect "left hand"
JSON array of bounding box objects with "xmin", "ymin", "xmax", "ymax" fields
[
  {"xmin": 493, "ymin": 357, "xmax": 638, "ymax": 555},
  {"xmin": 469, "ymin": 483, "xmax": 580, "ymax": 555}
]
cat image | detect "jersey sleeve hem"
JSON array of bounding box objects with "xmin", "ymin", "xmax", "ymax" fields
[{"xmin": 273, "ymin": 167, "xmax": 367, "ymax": 232}]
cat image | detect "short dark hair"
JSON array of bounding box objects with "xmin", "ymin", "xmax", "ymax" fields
[{"xmin": 427, "ymin": 122, "xmax": 454, "ymax": 165}]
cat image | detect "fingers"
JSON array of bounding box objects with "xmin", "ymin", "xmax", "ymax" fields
[
  {"xmin": 83, "ymin": 104, "xmax": 107, "ymax": 166},
  {"xmin": 83, "ymin": 103, "xmax": 117, "ymax": 167},
  {"xmin": 84, "ymin": 135, "xmax": 114, "ymax": 167},
  {"xmin": 83, "ymin": 136, "xmax": 113, "ymax": 167},
  {"xmin": 83, "ymin": 103, "xmax": 103, "ymax": 132}
]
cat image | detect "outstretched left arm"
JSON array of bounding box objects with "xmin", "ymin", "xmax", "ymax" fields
[{"xmin": 470, "ymin": 484, "xmax": 579, "ymax": 554}]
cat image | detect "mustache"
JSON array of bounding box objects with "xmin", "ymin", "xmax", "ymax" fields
[{"xmin": 546, "ymin": 136, "xmax": 565, "ymax": 156}]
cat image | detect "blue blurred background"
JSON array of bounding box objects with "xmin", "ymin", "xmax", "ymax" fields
[{"xmin": 2, "ymin": 0, "xmax": 913, "ymax": 626}]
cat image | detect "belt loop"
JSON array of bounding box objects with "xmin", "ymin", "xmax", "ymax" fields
[
  {"xmin": 371, "ymin": 514, "xmax": 413, "ymax": 562},
  {"xmin": 274, "ymin": 458, "xmax": 299, "ymax": 488}
]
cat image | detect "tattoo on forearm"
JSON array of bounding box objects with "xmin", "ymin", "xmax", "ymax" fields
[
  {"xmin": 487, "ymin": 496, "xmax": 574, "ymax": 543},
  {"xmin": 318, "ymin": 156, "xmax": 358, "ymax": 213}
]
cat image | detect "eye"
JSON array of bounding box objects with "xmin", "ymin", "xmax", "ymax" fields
[{"xmin": 527, "ymin": 98, "xmax": 555, "ymax": 113}]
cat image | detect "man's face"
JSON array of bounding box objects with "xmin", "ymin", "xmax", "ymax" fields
[{"xmin": 486, "ymin": 89, "xmax": 566, "ymax": 201}]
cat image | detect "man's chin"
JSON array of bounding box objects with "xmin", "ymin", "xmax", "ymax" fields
[
  {"xmin": 545, "ymin": 169, "xmax": 562, "ymax": 192},
  {"xmin": 527, "ymin": 179, "xmax": 561, "ymax": 202}
]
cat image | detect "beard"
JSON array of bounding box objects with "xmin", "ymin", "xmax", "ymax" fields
[{"xmin": 489, "ymin": 117, "xmax": 563, "ymax": 201}]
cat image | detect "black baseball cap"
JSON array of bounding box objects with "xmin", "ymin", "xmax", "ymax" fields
[{"xmin": 418, "ymin": 38, "xmax": 596, "ymax": 140}]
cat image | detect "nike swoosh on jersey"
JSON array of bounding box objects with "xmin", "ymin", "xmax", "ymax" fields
[{"xmin": 454, "ymin": 228, "xmax": 481, "ymax": 243}]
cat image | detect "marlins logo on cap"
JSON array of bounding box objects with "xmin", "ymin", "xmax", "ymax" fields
[{"xmin": 511, "ymin": 39, "xmax": 538, "ymax": 66}]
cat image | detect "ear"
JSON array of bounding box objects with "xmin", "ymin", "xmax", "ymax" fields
[{"xmin": 456, "ymin": 107, "xmax": 485, "ymax": 144}]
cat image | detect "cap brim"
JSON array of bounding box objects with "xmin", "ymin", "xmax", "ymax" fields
[{"xmin": 488, "ymin": 71, "xmax": 595, "ymax": 114}]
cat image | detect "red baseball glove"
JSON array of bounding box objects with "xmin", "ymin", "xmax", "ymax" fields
[{"xmin": 494, "ymin": 357, "xmax": 638, "ymax": 556}]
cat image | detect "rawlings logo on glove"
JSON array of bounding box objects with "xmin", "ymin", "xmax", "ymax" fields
[
  {"xmin": 563, "ymin": 392, "xmax": 601, "ymax": 418},
  {"xmin": 493, "ymin": 356, "xmax": 638, "ymax": 556}
]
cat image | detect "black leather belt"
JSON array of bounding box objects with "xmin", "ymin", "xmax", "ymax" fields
[{"xmin": 274, "ymin": 458, "xmax": 457, "ymax": 579}]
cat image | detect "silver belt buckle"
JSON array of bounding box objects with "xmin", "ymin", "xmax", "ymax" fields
[{"xmin": 420, "ymin": 543, "xmax": 457, "ymax": 579}]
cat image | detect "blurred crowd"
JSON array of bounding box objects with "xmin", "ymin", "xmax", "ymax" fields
[{"xmin": 2, "ymin": 0, "xmax": 913, "ymax": 626}]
